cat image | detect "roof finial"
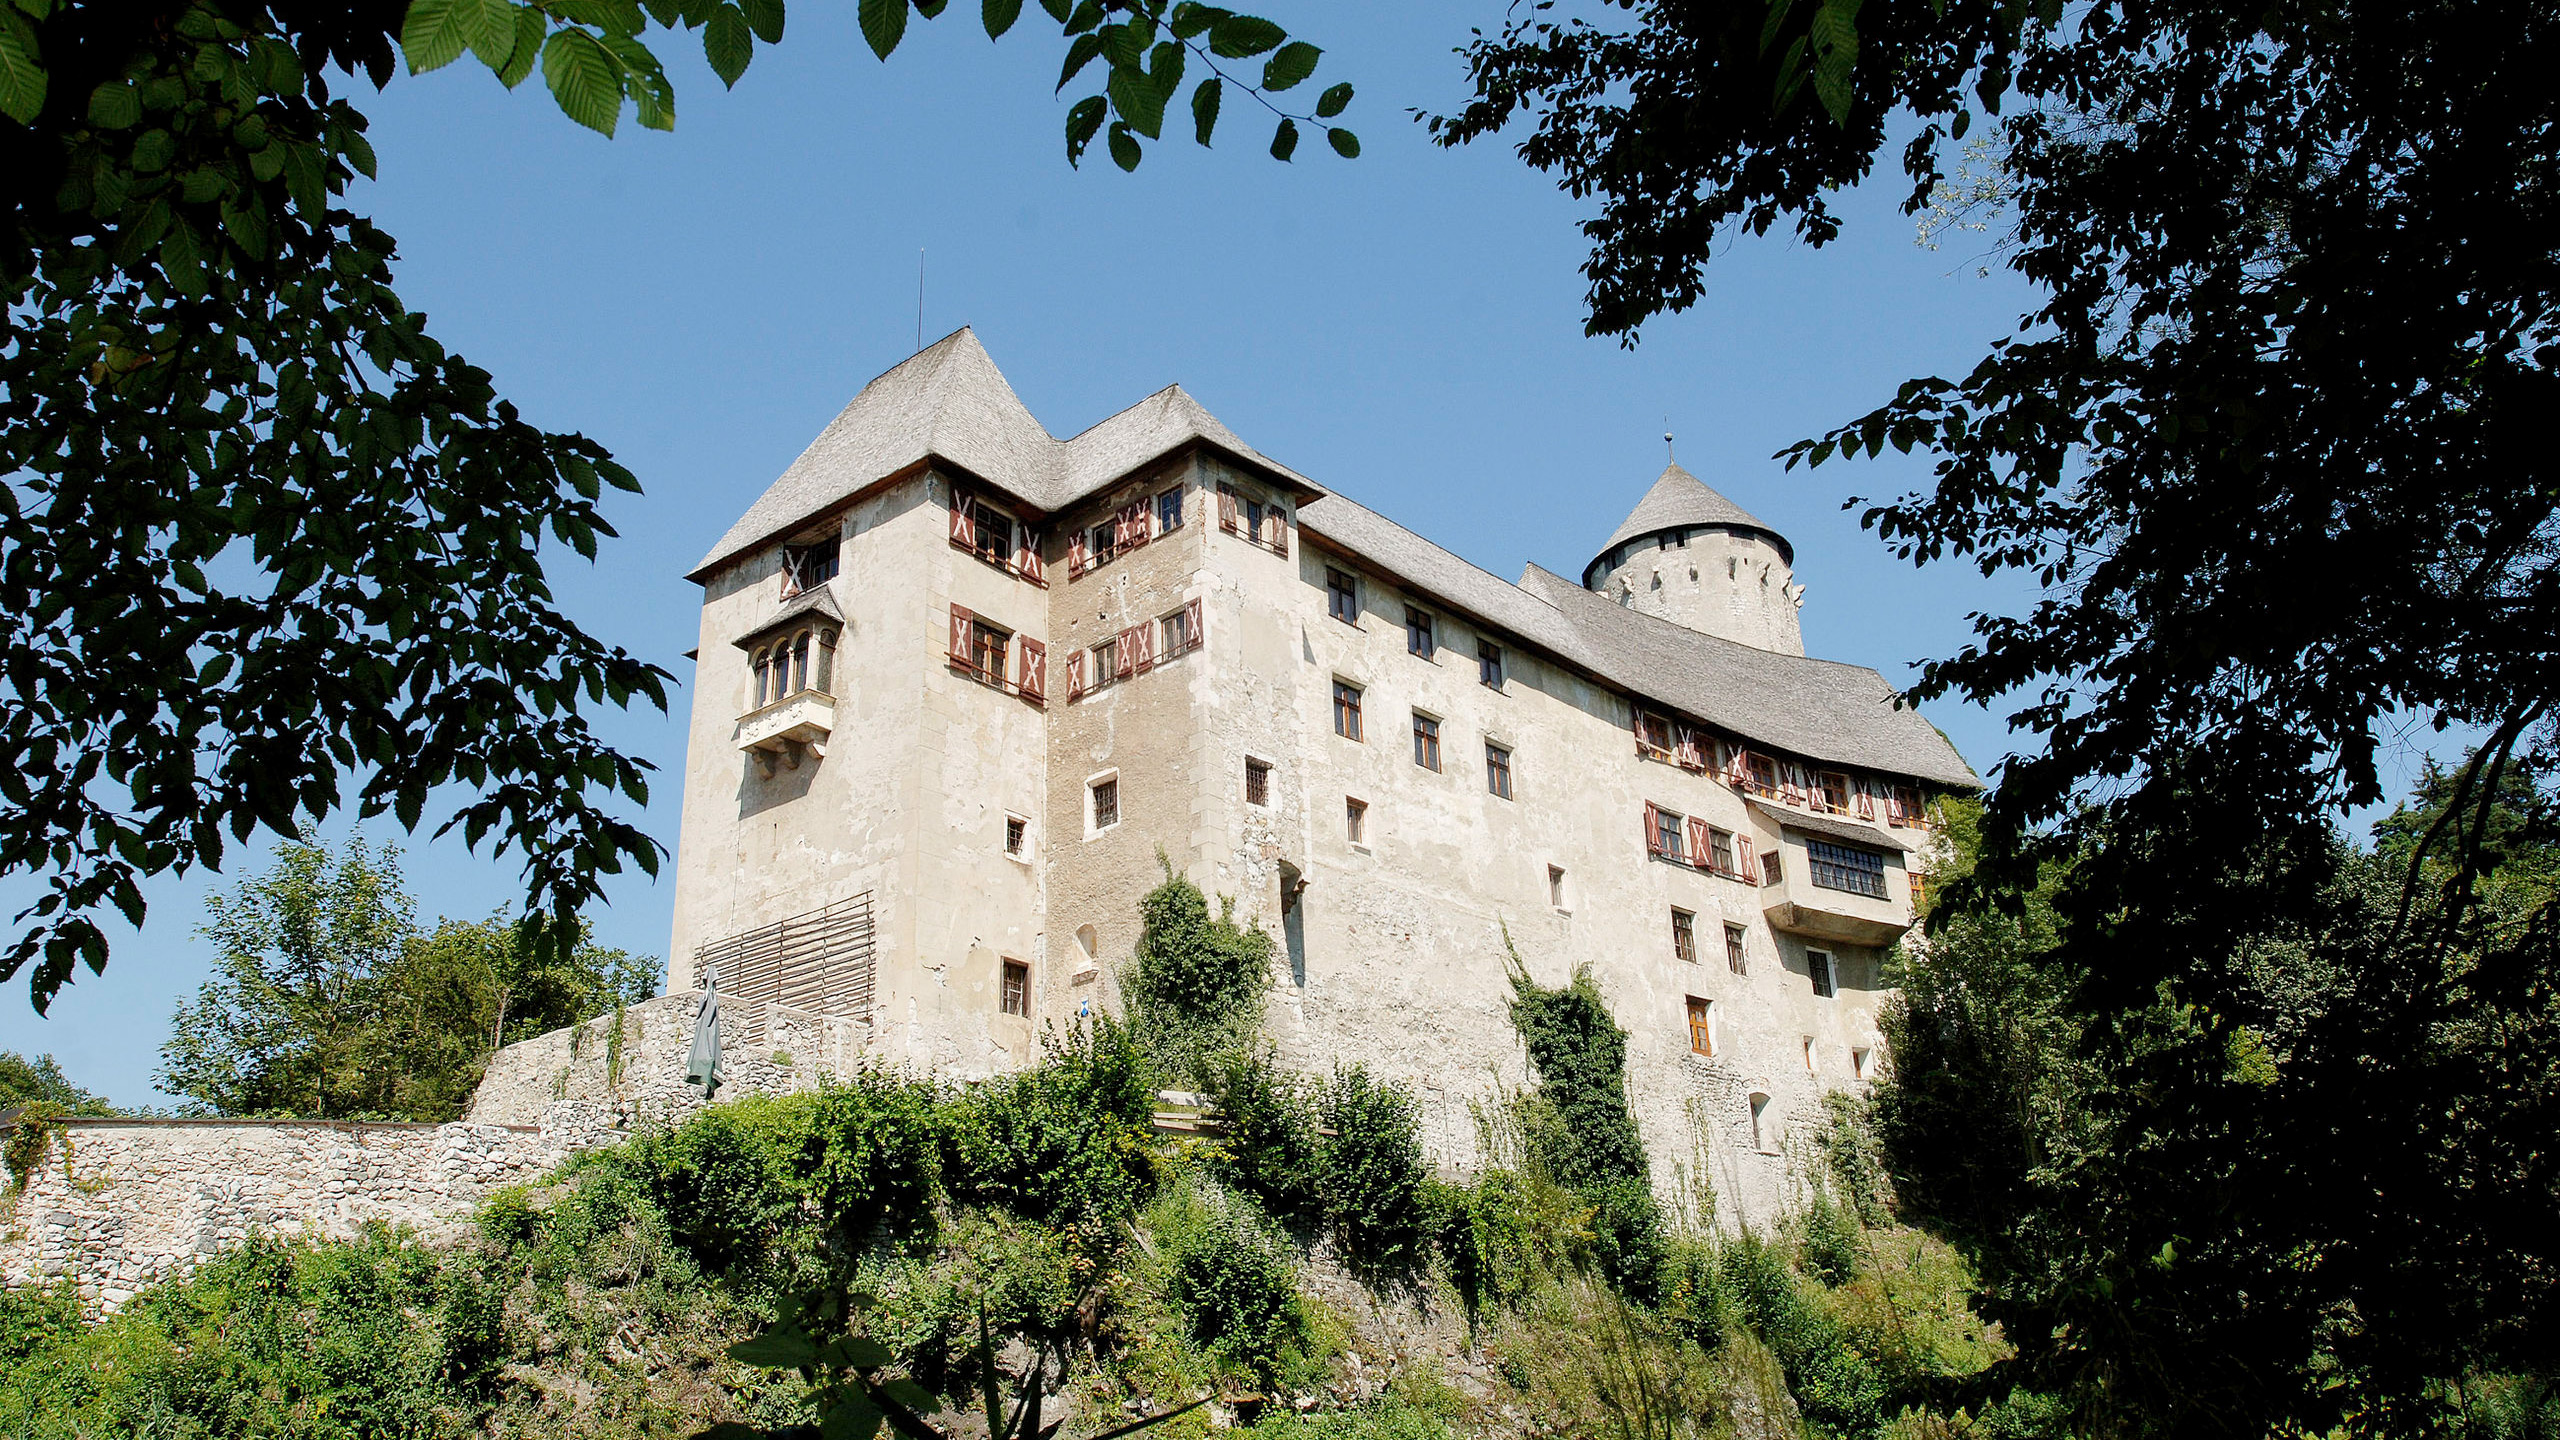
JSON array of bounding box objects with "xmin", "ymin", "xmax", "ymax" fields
[{"xmin": 1664, "ymin": 428, "xmax": 1675, "ymax": 465}]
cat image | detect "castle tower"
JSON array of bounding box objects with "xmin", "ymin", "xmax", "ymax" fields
[{"xmin": 1581, "ymin": 463, "xmax": 1803, "ymax": 656}]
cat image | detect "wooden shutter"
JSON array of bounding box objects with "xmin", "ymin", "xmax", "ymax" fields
[
  {"xmin": 1686, "ymin": 817, "xmax": 1712, "ymax": 870},
  {"xmin": 1068, "ymin": 528, "xmax": 1089, "ymax": 578},
  {"xmin": 1131, "ymin": 618, "xmax": 1157, "ymax": 671},
  {"xmin": 1018, "ymin": 529, "xmax": 1044, "ymax": 583},
  {"xmin": 1181, "ymin": 597, "xmax": 1202, "ymax": 653},
  {"xmin": 1644, "ymin": 802, "xmax": 1665, "ymax": 858},
  {"xmin": 1065, "ymin": 649, "xmax": 1087, "ymax": 700},
  {"xmin": 1854, "ymin": 778, "xmax": 1877, "ymax": 821},
  {"xmin": 1018, "ymin": 638, "xmax": 1046, "ymax": 702},
  {"xmin": 1737, "ymin": 835, "xmax": 1755, "ymax": 878},
  {"xmin": 1675, "ymin": 725, "xmax": 1704, "ymax": 771},
  {"xmin": 949, "ymin": 494, "xmax": 974, "ymax": 549},
  {"xmin": 1725, "ymin": 748, "xmax": 1750, "ymax": 790},
  {"xmin": 1217, "ymin": 484, "xmax": 1239, "ymax": 534},
  {"xmin": 948, "ymin": 605, "xmax": 973, "ymax": 668},
  {"xmin": 1116, "ymin": 626, "xmax": 1139, "ymax": 678},
  {"xmin": 1115, "ymin": 502, "xmax": 1142, "ymax": 549},
  {"xmin": 1271, "ymin": 509, "xmax": 1289, "ymax": 556}
]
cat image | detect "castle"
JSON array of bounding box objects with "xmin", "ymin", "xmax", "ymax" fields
[{"xmin": 666, "ymin": 329, "xmax": 1974, "ymax": 1213}]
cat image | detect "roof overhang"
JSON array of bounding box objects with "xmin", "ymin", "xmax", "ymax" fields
[{"xmin": 1749, "ymin": 800, "xmax": 1911, "ymax": 853}]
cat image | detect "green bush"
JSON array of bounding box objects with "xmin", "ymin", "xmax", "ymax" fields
[
  {"xmin": 1722, "ymin": 1231, "xmax": 1886, "ymax": 1435},
  {"xmin": 1208, "ymin": 1048, "xmax": 1325, "ymax": 1228},
  {"xmin": 626, "ymin": 1099, "xmax": 800, "ymax": 1271},
  {"xmin": 1799, "ymin": 1189, "xmax": 1863, "ymax": 1288},
  {"xmin": 947, "ymin": 1018, "xmax": 1154, "ymax": 1232},
  {"xmin": 1155, "ymin": 1180, "xmax": 1303, "ymax": 1368},
  {"xmin": 1316, "ymin": 1065, "xmax": 1430, "ymax": 1285},
  {"xmin": 1125, "ymin": 865, "xmax": 1275, "ymax": 1082}
]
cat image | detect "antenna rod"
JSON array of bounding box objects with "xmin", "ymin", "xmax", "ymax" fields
[{"xmin": 916, "ymin": 248, "xmax": 925, "ymax": 353}]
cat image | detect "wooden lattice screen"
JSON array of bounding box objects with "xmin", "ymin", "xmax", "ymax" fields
[{"xmin": 690, "ymin": 893, "xmax": 876, "ymax": 1041}]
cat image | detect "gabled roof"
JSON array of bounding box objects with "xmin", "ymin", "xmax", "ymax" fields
[
  {"xmin": 691, "ymin": 328, "xmax": 1316, "ymax": 579},
  {"xmin": 1294, "ymin": 489, "xmax": 1976, "ymax": 788},
  {"xmin": 1587, "ymin": 463, "xmax": 1792, "ymax": 580}
]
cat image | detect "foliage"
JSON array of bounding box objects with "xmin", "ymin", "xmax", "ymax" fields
[
  {"xmin": 1312, "ymin": 1064, "xmax": 1429, "ymax": 1287},
  {"xmin": 1148, "ymin": 1176, "xmax": 1304, "ymax": 1374},
  {"xmin": 946, "ymin": 1016, "xmax": 1155, "ymax": 1234},
  {"xmin": 1205, "ymin": 1046, "xmax": 1324, "ymax": 1226},
  {"xmin": 1122, "ymin": 862, "xmax": 1275, "ymax": 1084},
  {"xmin": 0, "ymin": 1049, "xmax": 114, "ymax": 1113},
  {"xmin": 1502, "ymin": 954, "xmax": 1650, "ymax": 1196},
  {"xmin": 155, "ymin": 839, "xmax": 655, "ymax": 1119}
]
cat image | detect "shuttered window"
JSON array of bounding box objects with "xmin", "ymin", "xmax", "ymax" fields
[
  {"xmin": 1708, "ymin": 827, "xmax": 1737, "ymax": 877},
  {"xmin": 1017, "ymin": 638, "xmax": 1046, "ymax": 703},
  {"xmin": 1645, "ymin": 802, "xmax": 1686, "ymax": 861}
]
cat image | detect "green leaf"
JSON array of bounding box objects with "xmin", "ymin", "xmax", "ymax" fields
[
  {"xmin": 857, "ymin": 0, "xmax": 906, "ymax": 58},
  {"xmin": 877, "ymin": 1378, "xmax": 938, "ymax": 1414},
  {"xmin": 87, "ymin": 81, "xmax": 140, "ymax": 129},
  {"xmin": 914, "ymin": 0, "xmax": 946, "ymax": 16},
  {"xmin": 541, "ymin": 27, "xmax": 624, "ymax": 134},
  {"xmin": 498, "ymin": 5, "xmax": 544, "ymax": 86},
  {"xmin": 981, "ymin": 0, "xmax": 1019, "ymax": 39},
  {"xmin": 1268, "ymin": 115, "xmax": 1295, "ymax": 161},
  {"xmin": 1207, "ymin": 13, "xmax": 1281, "ymax": 58},
  {"xmin": 1107, "ymin": 120, "xmax": 1140, "ymax": 171},
  {"xmin": 1057, "ymin": 32, "xmax": 1102, "ymax": 91},
  {"xmin": 1168, "ymin": 2, "xmax": 1226, "ymax": 40},
  {"xmin": 0, "ymin": 10, "xmax": 46, "ymax": 125},
  {"xmin": 465, "ymin": 0, "xmax": 519, "ymax": 69},
  {"xmin": 1037, "ymin": 0, "xmax": 1070, "ymax": 20},
  {"xmin": 131, "ymin": 128, "xmax": 174, "ymax": 173},
  {"xmin": 1325, "ymin": 125, "xmax": 1356, "ymax": 158},
  {"xmin": 822, "ymin": 1394, "xmax": 886, "ymax": 1440},
  {"xmin": 1315, "ymin": 80, "xmax": 1349, "ymax": 118},
  {"xmin": 837, "ymin": 1335, "xmax": 894, "ymax": 1368},
  {"xmin": 741, "ymin": 0, "xmax": 785, "ymax": 42},
  {"xmin": 401, "ymin": 0, "xmax": 472, "ymax": 74},
  {"xmin": 1063, "ymin": 93, "xmax": 1104, "ymax": 164},
  {"xmin": 1189, "ymin": 75, "xmax": 1219, "ymax": 146},
  {"xmin": 1260, "ymin": 39, "xmax": 1317, "ymax": 91},
  {"xmin": 728, "ymin": 1328, "xmax": 819, "ymax": 1368},
  {"xmin": 704, "ymin": 3, "xmax": 751, "ymax": 86}
]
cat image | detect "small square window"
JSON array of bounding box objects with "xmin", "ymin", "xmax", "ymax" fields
[
  {"xmin": 1406, "ymin": 607, "xmax": 1435, "ymax": 659},
  {"xmin": 1345, "ymin": 796, "xmax": 1368, "ymax": 844},
  {"xmin": 1161, "ymin": 607, "xmax": 1194, "ymax": 655},
  {"xmin": 1478, "ymin": 640, "xmax": 1503, "ymax": 689},
  {"xmin": 1687, "ymin": 997, "xmax": 1715, "ymax": 1057},
  {"xmin": 1001, "ymin": 959, "xmax": 1030, "ymax": 1017},
  {"xmin": 1809, "ymin": 949, "xmax": 1837, "ymax": 998},
  {"xmin": 1724, "ymin": 923, "xmax": 1748, "ymax": 975},
  {"xmin": 1333, "ymin": 681, "xmax": 1364, "ymax": 741},
  {"xmin": 1485, "ymin": 742, "xmax": 1513, "ymax": 800},
  {"xmin": 1412, "ymin": 713, "xmax": 1442, "ymax": 772},
  {"xmin": 1762, "ymin": 850, "xmax": 1784, "ymax": 886},
  {"xmin": 1327, "ymin": 568, "xmax": 1360, "ymax": 625},
  {"xmin": 1091, "ymin": 777, "xmax": 1120, "ymax": 832},
  {"xmin": 1245, "ymin": 758, "xmax": 1271, "ymax": 807},
  {"xmin": 1548, "ymin": 865, "xmax": 1568, "ymax": 910},
  {"xmin": 1671, "ymin": 908, "xmax": 1697, "ymax": 964},
  {"xmin": 1005, "ymin": 816, "xmax": 1027, "ymax": 856}
]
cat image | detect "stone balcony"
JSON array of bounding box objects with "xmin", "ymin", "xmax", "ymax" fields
[{"xmin": 736, "ymin": 690, "xmax": 835, "ymax": 760}]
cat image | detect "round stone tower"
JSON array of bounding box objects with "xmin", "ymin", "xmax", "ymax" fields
[{"xmin": 1582, "ymin": 463, "xmax": 1804, "ymax": 655}]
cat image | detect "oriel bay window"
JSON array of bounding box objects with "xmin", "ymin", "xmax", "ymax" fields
[
  {"xmin": 737, "ymin": 610, "xmax": 842, "ymax": 767},
  {"xmin": 749, "ymin": 624, "xmax": 837, "ymax": 709}
]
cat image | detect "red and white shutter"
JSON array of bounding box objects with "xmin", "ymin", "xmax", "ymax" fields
[
  {"xmin": 1686, "ymin": 817, "xmax": 1712, "ymax": 870},
  {"xmin": 1726, "ymin": 748, "xmax": 1750, "ymax": 790},
  {"xmin": 1643, "ymin": 802, "xmax": 1665, "ymax": 858},
  {"xmin": 1132, "ymin": 618, "xmax": 1157, "ymax": 671},
  {"xmin": 1271, "ymin": 509, "xmax": 1289, "ymax": 556},
  {"xmin": 1737, "ymin": 835, "xmax": 1755, "ymax": 879},
  {"xmin": 1018, "ymin": 638, "xmax": 1046, "ymax": 702},
  {"xmin": 1217, "ymin": 484, "xmax": 1239, "ymax": 534},
  {"xmin": 1116, "ymin": 626, "xmax": 1139, "ymax": 679},
  {"xmin": 1182, "ymin": 597, "xmax": 1203, "ymax": 653},
  {"xmin": 1675, "ymin": 725, "xmax": 1703, "ymax": 771},
  {"xmin": 1018, "ymin": 529, "xmax": 1045, "ymax": 584},
  {"xmin": 948, "ymin": 605, "xmax": 974, "ymax": 669},
  {"xmin": 949, "ymin": 494, "xmax": 974, "ymax": 549},
  {"xmin": 1068, "ymin": 528, "xmax": 1090, "ymax": 578},
  {"xmin": 1066, "ymin": 649, "xmax": 1087, "ymax": 700}
]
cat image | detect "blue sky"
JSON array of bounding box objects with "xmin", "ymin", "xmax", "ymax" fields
[{"xmin": 0, "ymin": 4, "xmax": 2449, "ymax": 1105}]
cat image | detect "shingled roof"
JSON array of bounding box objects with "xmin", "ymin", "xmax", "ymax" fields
[
  {"xmin": 690, "ymin": 328, "xmax": 1315, "ymax": 579},
  {"xmin": 1296, "ymin": 491, "xmax": 1976, "ymax": 788},
  {"xmin": 1586, "ymin": 463, "xmax": 1793, "ymax": 579}
]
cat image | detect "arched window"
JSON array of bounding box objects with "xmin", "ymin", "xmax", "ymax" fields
[
  {"xmin": 751, "ymin": 647, "xmax": 773, "ymax": 707},
  {"xmin": 1748, "ymin": 1091, "xmax": 1774, "ymax": 1154},
  {"xmin": 815, "ymin": 627, "xmax": 837, "ymax": 694}
]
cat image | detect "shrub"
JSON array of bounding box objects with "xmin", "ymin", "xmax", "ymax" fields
[
  {"xmin": 788, "ymin": 1075, "xmax": 947, "ymax": 1246},
  {"xmin": 1799, "ymin": 1189, "xmax": 1863, "ymax": 1288},
  {"xmin": 1722, "ymin": 1232, "xmax": 1886, "ymax": 1435},
  {"xmin": 1503, "ymin": 957, "xmax": 1649, "ymax": 1195},
  {"xmin": 1154, "ymin": 1180, "xmax": 1303, "ymax": 1368},
  {"xmin": 1125, "ymin": 863, "xmax": 1276, "ymax": 1082},
  {"xmin": 627, "ymin": 1099, "xmax": 799, "ymax": 1271},
  {"xmin": 1208, "ymin": 1048, "xmax": 1325, "ymax": 1228},
  {"xmin": 947, "ymin": 1018, "xmax": 1154, "ymax": 1232},
  {"xmin": 1317, "ymin": 1065, "xmax": 1431, "ymax": 1285}
]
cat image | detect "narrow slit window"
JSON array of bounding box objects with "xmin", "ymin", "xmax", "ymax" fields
[
  {"xmin": 1345, "ymin": 797, "xmax": 1368, "ymax": 844},
  {"xmin": 1548, "ymin": 865, "xmax": 1567, "ymax": 909}
]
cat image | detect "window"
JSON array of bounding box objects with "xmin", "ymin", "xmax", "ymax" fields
[
  {"xmin": 1327, "ymin": 567, "xmax": 1360, "ymax": 624},
  {"xmin": 1478, "ymin": 639, "xmax": 1504, "ymax": 689},
  {"xmin": 1708, "ymin": 827, "xmax": 1737, "ymax": 877},
  {"xmin": 1818, "ymin": 772, "xmax": 1851, "ymax": 813},
  {"xmin": 1687, "ymin": 997, "xmax": 1715, "ymax": 1056},
  {"xmin": 1485, "ymin": 742, "xmax": 1513, "ymax": 799},
  {"xmin": 1724, "ymin": 923, "xmax": 1748, "ymax": 974},
  {"xmin": 1333, "ymin": 680, "xmax": 1364, "ymax": 741},
  {"xmin": 1648, "ymin": 803, "xmax": 1687, "ymax": 861},
  {"xmin": 1406, "ymin": 606, "xmax": 1435, "ymax": 658},
  {"xmin": 1803, "ymin": 1037, "xmax": 1818, "ymax": 1075},
  {"xmin": 1088, "ymin": 520, "xmax": 1117, "ymax": 568},
  {"xmin": 1806, "ymin": 839, "xmax": 1888, "ymax": 899},
  {"xmin": 1636, "ymin": 709, "xmax": 1673, "ymax": 758},
  {"xmin": 1090, "ymin": 776, "xmax": 1120, "ymax": 832},
  {"xmin": 1412, "ymin": 712, "xmax": 1442, "ymax": 771},
  {"xmin": 1345, "ymin": 797, "xmax": 1368, "ymax": 844},
  {"xmin": 1909, "ymin": 872, "xmax": 1929, "ymax": 912},
  {"xmin": 1246, "ymin": 498, "xmax": 1266, "ymax": 543},
  {"xmin": 1809, "ymin": 949, "xmax": 1838, "ymax": 998},
  {"xmin": 1001, "ymin": 960, "xmax": 1029, "ymax": 1017},
  {"xmin": 1161, "ymin": 605, "xmax": 1193, "ymax": 656},
  {"xmin": 1671, "ymin": 908, "xmax": 1697, "ymax": 964},
  {"xmin": 1157, "ymin": 487, "xmax": 1183, "ymax": 534},
  {"xmin": 1548, "ymin": 865, "xmax": 1568, "ymax": 909},
  {"xmin": 1761, "ymin": 850, "xmax": 1784, "ymax": 886},
  {"xmin": 969, "ymin": 499, "xmax": 1013, "ymax": 566},
  {"xmin": 782, "ymin": 537, "xmax": 840, "ymax": 595},
  {"xmin": 970, "ymin": 619, "xmax": 1009, "ymax": 682},
  {"xmin": 1005, "ymin": 816, "xmax": 1027, "ymax": 856},
  {"xmin": 1245, "ymin": 758, "xmax": 1271, "ymax": 807},
  {"xmin": 1747, "ymin": 752, "xmax": 1780, "ymax": 798}
]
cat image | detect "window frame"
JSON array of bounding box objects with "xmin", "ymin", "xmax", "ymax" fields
[
  {"xmin": 1548, "ymin": 865, "xmax": 1569, "ymax": 911},
  {"xmin": 1087, "ymin": 772, "xmax": 1122, "ymax": 837},
  {"xmin": 1806, "ymin": 838, "xmax": 1889, "ymax": 899},
  {"xmin": 1326, "ymin": 567, "xmax": 1361, "ymax": 626},
  {"xmin": 1156, "ymin": 486, "xmax": 1184, "ymax": 534},
  {"xmin": 1478, "ymin": 639, "xmax": 1503, "ymax": 690},
  {"xmin": 1405, "ymin": 606, "xmax": 1436, "ymax": 659},
  {"xmin": 1484, "ymin": 740, "xmax": 1514, "ymax": 800},
  {"xmin": 1245, "ymin": 756, "xmax": 1272, "ymax": 808},
  {"xmin": 1332, "ymin": 680, "xmax": 1365, "ymax": 742},
  {"xmin": 781, "ymin": 535, "xmax": 841, "ymax": 596},
  {"xmin": 1671, "ymin": 908, "xmax": 1697, "ymax": 964},
  {"xmin": 1687, "ymin": 996, "xmax": 1716, "ymax": 1057},
  {"xmin": 1809, "ymin": 948, "xmax": 1838, "ymax": 998},
  {"xmin": 1004, "ymin": 814, "xmax": 1029, "ymax": 858},
  {"xmin": 1344, "ymin": 796, "xmax": 1369, "ymax": 846},
  {"xmin": 1000, "ymin": 959, "xmax": 1030, "ymax": 1018},
  {"xmin": 1411, "ymin": 711, "xmax": 1442, "ymax": 772},
  {"xmin": 1724, "ymin": 923, "xmax": 1748, "ymax": 975}
]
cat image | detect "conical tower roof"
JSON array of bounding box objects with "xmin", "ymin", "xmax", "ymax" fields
[{"xmin": 1587, "ymin": 463, "xmax": 1792, "ymax": 580}]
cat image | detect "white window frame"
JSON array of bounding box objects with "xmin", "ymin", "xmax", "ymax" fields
[{"xmin": 1085, "ymin": 769, "xmax": 1122, "ymax": 839}]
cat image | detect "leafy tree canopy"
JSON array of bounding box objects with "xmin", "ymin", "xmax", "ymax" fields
[
  {"xmin": 0, "ymin": 1048, "xmax": 113, "ymax": 1114},
  {"xmin": 0, "ymin": 0, "xmax": 1350, "ymax": 1014},
  {"xmin": 156, "ymin": 836, "xmax": 656, "ymax": 1119}
]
